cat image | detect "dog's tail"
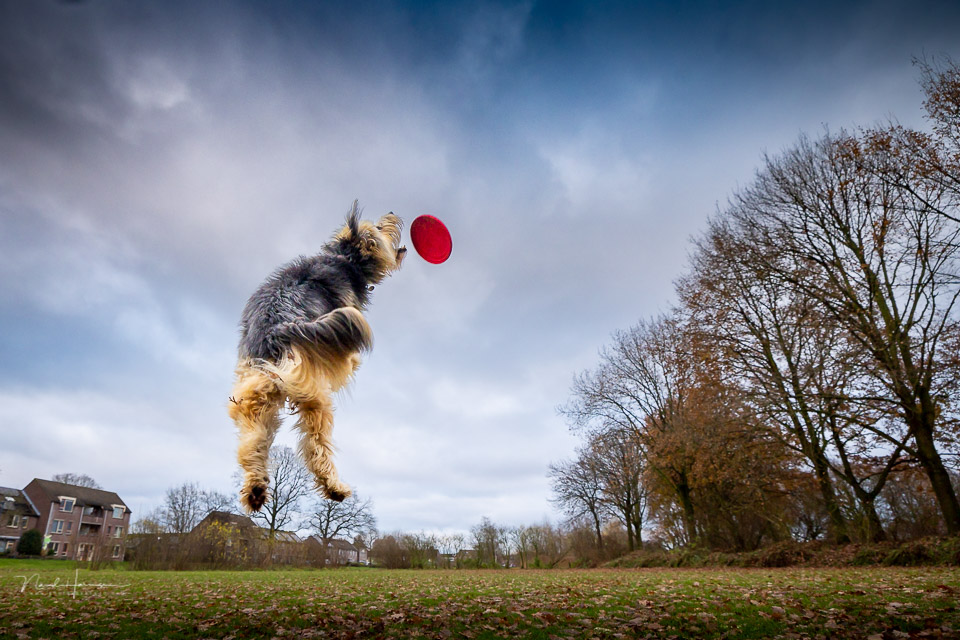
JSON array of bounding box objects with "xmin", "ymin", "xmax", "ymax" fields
[{"xmin": 274, "ymin": 307, "xmax": 373, "ymax": 361}]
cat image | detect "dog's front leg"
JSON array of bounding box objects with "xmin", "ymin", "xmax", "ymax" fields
[{"xmin": 294, "ymin": 397, "xmax": 352, "ymax": 502}]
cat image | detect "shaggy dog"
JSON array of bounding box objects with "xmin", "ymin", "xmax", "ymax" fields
[{"xmin": 228, "ymin": 202, "xmax": 405, "ymax": 511}]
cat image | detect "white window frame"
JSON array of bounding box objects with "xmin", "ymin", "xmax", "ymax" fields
[
  {"xmin": 114, "ymin": 526, "xmax": 123, "ymax": 538},
  {"xmin": 59, "ymin": 497, "xmax": 75, "ymax": 513},
  {"xmin": 7, "ymin": 514, "xmax": 19, "ymax": 528},
  {"xmin": 112, "ymin": 545, "xmax": 121, "ymax": 558},
  {"xmin": 112, "ymin": 505, "xmax": 125, "ymax": 519},
  {"xmin": 51, "ymin": 519, "xmax": 64, "ymax": 534},
  {"xmin": 48, "ymin": 541, "xmax": 60, "ymax": 555},
  {"xmin": 22, "ymin": 517, "xmax": 29, "ymax": 529}
]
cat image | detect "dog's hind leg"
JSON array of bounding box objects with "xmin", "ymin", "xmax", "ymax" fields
[
  {"xmin": 228, "ymin": 363, "xmax": 284, "ymax": 512},
  {"xmin": 293, "ymin": 395, "xmax": 352, "ymax": 502}
]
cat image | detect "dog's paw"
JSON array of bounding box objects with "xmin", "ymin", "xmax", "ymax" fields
[
  {"xmin": 324, "ymin": 483, "xmax": 352, "ymax": 502},
  {"xmin": 242, "ymin": 484, "xmax": 268, "ymax": 512}
]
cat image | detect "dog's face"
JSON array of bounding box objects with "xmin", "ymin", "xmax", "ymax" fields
[{"xmin": 336, "ymin": 210, "xmax": 407, "ymax": 283}]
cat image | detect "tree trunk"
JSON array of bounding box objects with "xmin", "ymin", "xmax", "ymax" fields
[
  {"xmin": 677, "ymin": 481, "xmax": 697, "ymax": 545},
  {"xmin": 811, "ymin": 451, "xmax": 850, "ymax": 544},
  {"xmin": 631, "ymin": 502, "xmax": 644, "ymax": 548},
  {"xmin": 861, "ymin": 498, "xmax": 887, "ymax": 543},
  {"xmin": 590, "ymin": 507, "xmax": 604, "ymax": 551},
  {"xmin": 911, "ymin": 408, "xmax": 960, "ymax": 535}
]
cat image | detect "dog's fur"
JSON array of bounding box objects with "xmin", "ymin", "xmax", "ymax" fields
[{"xmin": 228, "ymin": 202, "xmax": 405, "ymax": 511}]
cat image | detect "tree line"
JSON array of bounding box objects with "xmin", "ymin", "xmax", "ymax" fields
[
  {"xmin": 367, "ymin": 517, "xmax": 636, "ymax": 569},
  {"xmin": 127, "ymin": 455, "xmax": 637, "ymax": 569},
  {"xmin": 130, "ymin": 445, "xmax": 377, "ymax": 567},
  {"xmin": 550, "ymin": 59, "xmax": 960, "ymax": 553}
]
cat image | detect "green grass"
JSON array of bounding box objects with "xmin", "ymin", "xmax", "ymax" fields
[{"xmin": 1, "ymin": 558, "xmax": 959, "ymax": 638}]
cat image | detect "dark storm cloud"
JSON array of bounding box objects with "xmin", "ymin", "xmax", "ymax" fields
[{"xmin": 2, "ymin": 0, "xmax": 959, "ymax": 533}]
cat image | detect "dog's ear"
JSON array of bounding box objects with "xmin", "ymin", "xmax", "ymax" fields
[{"xmin": 345, "ymin": 200, "xmax": 361, "ymax": 239}]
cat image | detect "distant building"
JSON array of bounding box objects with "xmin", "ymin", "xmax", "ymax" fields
[
  {"xmin": 189, "ymin": 510, "xmax": 259, "ymax": 565},
  {"xmin": 22, "ymin": 478, "xmax": 131, "ymax": 562},
  {"xmin": 0, "ymin": 487, "xmax": 40, "ymax": 553},
  {"xmin": 305, "ymin": 535, "xmax": 367, "ymax": 565},
  {"xmin": 270, "ymin": 529, "xmax": 304, "ymax": 564},
  {"xmin": 190, "ymin": 511, "xmax": 306, "ymax": 565}
]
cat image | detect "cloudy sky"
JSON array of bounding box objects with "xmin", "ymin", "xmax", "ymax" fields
[{"xmin": 2, "ymin": 0, "xmax": 959, "ymax": 536}]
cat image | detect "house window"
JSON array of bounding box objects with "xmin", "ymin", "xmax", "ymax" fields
[
  {"xmin": 59, "ymin": 497, "xmax": 75, "ymax": 512},
  {"xmin": 47, "ymin": 542, "xmax": 60, "ymax": 555},
  {"xmin": 112, "ymin": 545, "xmax": 121, "ymax": 558},
  {"xmin": 112, "ymin": 506, "xmax": 125, "ymax": 519},
  {"xmin": 22, "ymin": 517, "xmax": 29, "ymax": 529},
  {"xmin": 51, "ymin": 519, "xmax": 64, "ymax": 534},
  {"xmin": 4, "ymin": 541, "xmax": 13, "ymax": 552},
  {"xmin": 62, "ymin": 543, "xmax": 69, "ymax": 556},
  {"xmin": 107, "ymin": 526, "xmax": 112, "ymax": 535},
  {"xmin": 114, "ymin": 526, "xmax": 123, "ymax": 538},
  {"xmin": 6, "ymin": 514, "xmax": 18, "ymax": 528}
]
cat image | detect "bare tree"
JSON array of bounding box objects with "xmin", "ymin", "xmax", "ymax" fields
[
  {"xmin": 548, "ymin": 452, "xmax": 608, "ymax": 551},
  {"xmin": 401, "ymin": 532, "xmax": 439, "ymax": 568},
  {"xmin": 730, "ymin": 128, "xmax": 960, "ymax": 533},
  {"xmin": 591, "ymin": 429, "xmax": 648, "ymax": 551},
  {"xmin": 308, "ymin": 490, "xmax": 377, "ymax": 565},
  {"xmin": 562, "ymin": 314, "xmax": 701, "ymax": 543},
  {"xmin": 131, "ymin": 507, "xmax": 166, "ymax": 534},
  {"xmin": 437, "ymin": 532, "xmax": 466, "ymax": 568},
  {"xmin": 162, "ymin": 482, "xmax": 238, "ymax": 534},
  {"xmin": 523, "ymin": 522, "xmax": 566, "ymax": 568},
  {"xmin": 680, "ymin": 216, "xmax": 913, "ymax": 542},
  {"xmin": 246, "ymin": 445, "xmax": 313, "ymax": 539},
  {"xmin": 203, "ymin": 490, "xmax": 238, "ymax": 515},
  {"xmin": 51, "ymin": 473, "xmax": 101, "ymax": 489},
  {"xmin": 163, "ymin": 482, "xmax": 209, "ymax": 534},
  {"xmin": 470, "ymin": 517, "xmax": 508, "ymax": 567}
]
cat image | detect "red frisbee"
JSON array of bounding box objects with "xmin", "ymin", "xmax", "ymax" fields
[{"xmin": 410, "ymin": 214, "xmax": 452, "ymax": 264}]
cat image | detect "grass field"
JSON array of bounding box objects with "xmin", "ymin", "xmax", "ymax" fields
[{"xmin": 2, "ymin": 559, "xmax": 959, "ymax": 639}]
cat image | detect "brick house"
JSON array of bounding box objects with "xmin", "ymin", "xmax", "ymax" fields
[
  {"xmin": 191, "ymin": 510, "xmax": 263, "ymax": 564},
  {"xmin": 191, "ymin": 512, "xmax": 305, "ymax": 565},
  {"xmin": 305, "ymin": 535, "xmax": 367, "ymax": 565},
  {"xmin": 23, "ymin": 478, "xmax": 131, "ymax": 562},
  {"xmin": 0, "ymin": 487, "xmax": 40, "ymax": 553},
  {"xmin": 270, "ymin": 529, "xmax": 305, "ymax": 564}
]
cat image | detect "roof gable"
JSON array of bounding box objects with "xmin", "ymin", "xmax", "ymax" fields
[
  {"xmin": 194, "ymin": 510, "xmax": 257, "ymax": 530},
  {"xmin": 25, "ymin": 479, "xmax": 128, "ymax": 511},
  {"xmin": 0, "ymin": 486, "xmax": 40, "ymax": 517},
  {"xmin": 310, "ymin": 536, "xmax": 357, "ymax": 551}
]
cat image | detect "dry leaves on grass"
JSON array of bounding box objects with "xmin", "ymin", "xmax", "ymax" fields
[{"xmin": 1, "ymin": 564, "xmax": 959, "ymax": 639}]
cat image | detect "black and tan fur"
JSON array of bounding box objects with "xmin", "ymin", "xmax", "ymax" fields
[{"xmin": 228, "ymin": 201, "xmax": 405, "ymax": 511}]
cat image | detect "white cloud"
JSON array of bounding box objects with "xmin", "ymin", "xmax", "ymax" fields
[{"xmin": 0, "ymin": 388, "xmax": 237, "ymax": 512}]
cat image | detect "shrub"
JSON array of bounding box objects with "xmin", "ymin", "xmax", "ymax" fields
[{"xmin": 17, "ymin": 530, "xmax": 43, "ymax": 556}]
